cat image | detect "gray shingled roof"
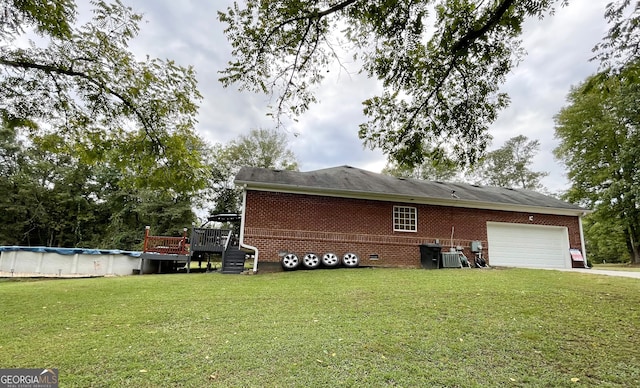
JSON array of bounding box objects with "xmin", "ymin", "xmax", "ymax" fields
[{"xmin": 235, "ymin": 165, "xmax": 587, "ymax": 215}]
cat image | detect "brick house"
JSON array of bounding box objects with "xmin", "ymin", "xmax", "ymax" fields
[{"xmin": 234, "ymin": 165, "xmax": 588, "ymax": 272}]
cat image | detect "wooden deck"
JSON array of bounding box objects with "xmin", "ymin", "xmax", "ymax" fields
[
  {"xmin": 190, "ymin": 228, "xmax": 231, "ymax": 253},
  {"xmin": 143, "ymin": 226, "xmax": 189, "ymax": 256},
  {"xmin": 140, "ymin": 226, "xmax": 190, "ymax": 274},
  {"xmin": 139, "ymin": 226, "xmax": 241, "ymax": 274}
]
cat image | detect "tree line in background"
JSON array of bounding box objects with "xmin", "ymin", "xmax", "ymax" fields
[
  {"xmin": 555, "ymin": 62, "xmax": 640, "ymax": 265},
  {"xmin": 1, "ymin": 1, "xmax": 638, "ymax": 263},
  {"xmin": 0, "ymin": 123, "xmax": 297, "ymax": 250},
  {"xmin": 208, "ymin": 129, "xmax": 299, "ymax": 215},
  {"xmin": 383, "ymin": 134, "xmax": 548, "ymax": 192},
  {"xmin": 0, "ymin": 118, "xmax": 203, "ymax": 249}
]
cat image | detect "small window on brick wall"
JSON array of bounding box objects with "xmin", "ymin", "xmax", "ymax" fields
[{"xmin": 393, "ymin": 206, "xmax": 417, "ymax": 232}]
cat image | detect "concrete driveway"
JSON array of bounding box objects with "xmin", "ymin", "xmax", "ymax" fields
[{"xmin": 549, "ymin": 268, "xmax": 640, "ymax": 279}]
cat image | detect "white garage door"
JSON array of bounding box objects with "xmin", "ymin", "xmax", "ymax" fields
[{"xmin": 486, "ymin": 222, "xmax": 571, "ymax": 269}]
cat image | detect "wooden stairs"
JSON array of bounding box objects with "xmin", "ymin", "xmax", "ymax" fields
[{"xmin": 222, "ymin": 245, "xmax": 247, "ymax": 274}]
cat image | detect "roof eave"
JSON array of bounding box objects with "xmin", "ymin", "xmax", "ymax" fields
[{"xmin": 235, "ymin": 180, "xmax": 588, "ymax": 217}]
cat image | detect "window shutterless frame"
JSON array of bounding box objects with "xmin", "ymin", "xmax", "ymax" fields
[{"xmin": 393, "ymin": 206, "xmax": 417, "ymax": 232}]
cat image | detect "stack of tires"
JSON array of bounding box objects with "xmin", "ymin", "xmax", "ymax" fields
[{"xmin": 280, "ymin": 252, "xmax": 359, "ymax": 271}]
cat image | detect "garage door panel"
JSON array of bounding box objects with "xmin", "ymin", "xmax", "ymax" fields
[{"xmin": 487, "ymin": 222, "xmax": 570, "ymax": 269}]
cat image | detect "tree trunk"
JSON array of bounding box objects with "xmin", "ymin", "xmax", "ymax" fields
[
  {"xmin": 629, "ymin": 228, "xmax": 640, "ymax": 264},
  {"xmin": 626, "ymin": 226, "xmax": 640, "ymax": 264}
]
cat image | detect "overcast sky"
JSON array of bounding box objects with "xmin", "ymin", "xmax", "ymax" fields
[{"xmin": 119, "ymin": 0, "xmax": 610, "ymax": 193}]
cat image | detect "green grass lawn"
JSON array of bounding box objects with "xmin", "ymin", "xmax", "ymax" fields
[
  {"xmin": 593, "ymin": 263, "xmax": 640, "ymax": 272},
  {"xmin": 1, "ymin": 268, "xmax": 639, "ymax": 387}
]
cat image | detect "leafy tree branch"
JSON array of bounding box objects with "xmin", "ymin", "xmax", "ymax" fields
[
  {"xmin": 1, "ymin": 0, "xmax": 202, "ymax": 161},
  {"xmin": 219, "ymin": 0, "xmax": 567, "ymax": 167},
  {"xmin": 0, "ymin": 56, "xmax": 156, "ymax": 140}
]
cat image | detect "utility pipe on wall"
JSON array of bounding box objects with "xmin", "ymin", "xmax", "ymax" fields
[
  {"xmin": 239, "ymin": 187, "xmax": 259, "ymax": 273},
  {"xmin": 578, "ymin": 212, "xmax": 588, "ymax": 268}
]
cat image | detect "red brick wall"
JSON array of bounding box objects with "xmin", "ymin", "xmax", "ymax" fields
[{"xmin": 243, "ymin": 190, "xmax": 583, "ymax": 268}]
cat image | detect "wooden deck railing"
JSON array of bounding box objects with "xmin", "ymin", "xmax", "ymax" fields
[
  {"xmin": 142, "ymin": 226, "xmax": 189, "ymax": 256},
  {"xmin": 190, "ymin": 228, "xmax": 231, "ymax": 252}
]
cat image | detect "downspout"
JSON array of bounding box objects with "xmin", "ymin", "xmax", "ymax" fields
[
  {"xmin": 239, "ymin": 186, "xmax": 259, "ymax": 273},
  {"xmin": 578, "ymin": 212, "xmax": 588, "ymax": 268}
]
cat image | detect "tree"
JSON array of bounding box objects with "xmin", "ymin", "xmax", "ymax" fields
[
  {"xmin": 582, "ymin": 212, "xmax": 630, "ymax": 264},
  {"xmin": 0, "ymin": 118, "xmax": 204, "ymax": 249},
  {"xmin": 1, "ymin": 0, "xmax": 202, "ymax": 178},
  {"xmin": 1, "ymin": 1, "xmax": 210, "ymax": 248},
  {"xmin": 0, "ymin": 120, "xmax": 33, "ymax": 244},
  {"xmin": 593, "ymin": 0, "xmax": 640, "ymax": 72},
  {"xmin": 98, "ymin": 186, "xmax": 197, "ymax": 250},
  {"xmin": 209, "ymin": 128, "xmax": 299, "ymax": 214},
  {"xmin": 0, "ymin": 121, "xmax": 107, "ymax": 247},
  {"xmin": 69, "ymin": 128, "xmax": 207, "ymax": 249},
  {"xmin": 382, "ymin": 146, "xmax": 460, "ymax": 181},
  {"xmin": 554, "ymin": 63, "xmax": 640, "ymax": 264},
  {"xmin": 471, "ymin": 135, "xmax": 548, "ymax": 190},
  {"xmin": 218, "ymin": 0, "xmax": 578, "ymax": 168}
]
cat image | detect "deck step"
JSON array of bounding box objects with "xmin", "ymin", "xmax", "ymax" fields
[{"xmin": 221, "ymin": 246, "xmax": 246, "ymax": 274}]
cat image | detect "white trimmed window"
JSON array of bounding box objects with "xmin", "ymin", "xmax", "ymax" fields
[{"xmin": 393, "ymin": 206, "xmax": 417, "ymax": 232}]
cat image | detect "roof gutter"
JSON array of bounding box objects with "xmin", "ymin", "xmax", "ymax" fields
[{"xmin": 239, "ymin": 187, "xmax": 259, "ymax": 273}]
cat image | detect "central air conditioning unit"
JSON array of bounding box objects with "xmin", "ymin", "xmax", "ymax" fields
[{"xmin": 441, "ymin": 252, "xmax": 462, "ymax": 268}]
